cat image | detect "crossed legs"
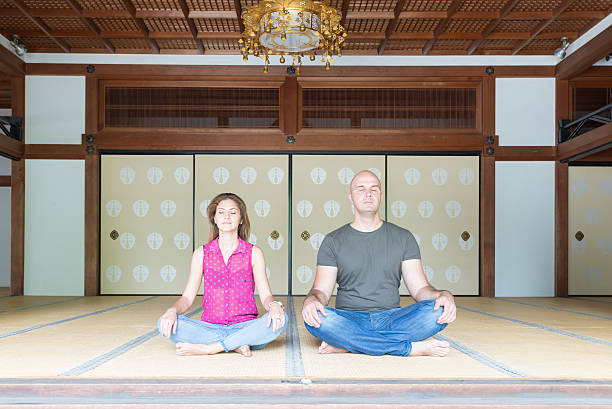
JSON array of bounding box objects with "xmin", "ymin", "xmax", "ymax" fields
[{"xmin": 305, "ymin": 300, "xmax": 450, "ymax": 357}]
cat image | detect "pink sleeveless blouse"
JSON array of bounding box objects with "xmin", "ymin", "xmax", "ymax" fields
[{"xmin": 201, "ymin": 237, "xmax": 259, "ymax": 325}]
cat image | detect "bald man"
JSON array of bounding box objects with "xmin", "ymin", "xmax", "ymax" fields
[{"xmin": 301, "ymin": 170, "xmax": 456, "ymax": 357}]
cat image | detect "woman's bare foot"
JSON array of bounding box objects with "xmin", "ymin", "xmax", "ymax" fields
[
  {"xmin": 234, "ymin": 345, "xmax": 252, "ymax": 357},
  {"xmin": 409, "ymin": 339, "xmax": 450, "ymax": 357},
  {"xmin": 175, "ymin": 342, "xmax": 224, "ymax": 356},
  {"xmin": 318, "ymin": 341, "xmax": 349, "ymax": 354}
]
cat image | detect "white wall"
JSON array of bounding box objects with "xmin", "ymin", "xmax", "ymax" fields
[
  {"xmin": 25, "ymin": 76, "xmax": 85, "ymax": 144},
  {"xmin": 495, "ymin": 162, "xmax": 555, "ymax": 297},
  {"xmin": 24, "ymin": 160, "xmax": 84, "ymax": 295},
  {"xmin": 495, "ymin": 78, "xmax": 556, "ymax": 146}
]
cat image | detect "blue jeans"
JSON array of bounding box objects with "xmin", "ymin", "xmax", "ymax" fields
[
  {"xmin": 305, "ymin": 300, "xmax": 447, "ymax": 356},
  {"xmin": 158, "ymin": 313, "xmax": 288, "ymax": 352}
]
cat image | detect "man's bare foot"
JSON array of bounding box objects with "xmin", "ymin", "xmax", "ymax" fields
[
  {"xmin": 409, "ymin": 339, "xmax": 450, "ymax": 357},
  {"xmin": 318, "ymin": 341, "xmax": 349, "ymax": 354},
  {"xmin": 175, "ymin": 342, "xmax": 224, "ymax": 356},
  {"xmin": 234, "ymin": 345, "xmax": 252, "ymax": 357}
]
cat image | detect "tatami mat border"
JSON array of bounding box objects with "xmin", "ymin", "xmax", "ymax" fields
[
  {"xmin": 458, "ymin": 306, "xmax": 612, "ymax": 347},
  {"xmin": 496, "ymin": 298, "xmax": 612, "ymax": 321},
  {"xmin": 434, "ymin": 334, "xmax": 527, "ymax": 377},
  {"xmin": 60, "ymin": 307, "xmax": 203, "ymax": 376},
  {"xmin": 573, "ymin": 297, "xmax": 612, "ymax": 305},
  {"xmin": 285, "ymin": 296, "xmax": 305, "ymax": 377},
  {"xmin": 0, "ymin": 297, "xmax": 82, "ymax": 314},
  {"xmin": 0, "ymin": 296, "xmax": 158, "ymax": 339}
]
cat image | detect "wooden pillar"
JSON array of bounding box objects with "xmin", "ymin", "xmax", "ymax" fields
[
  {"xmin": 480, "ymin": 75, "xmax": 495, "ymax": 297},
  {"xmin": 555, "ymin": 79, "xmax": 569, "ymax": 297},
  {"xmin": 84, "ymin": 77, "xmax": 100, "ymax": 296},
  {"xmin": 10, "ymin": 76, "xmax": 24, "ymax": 296}
]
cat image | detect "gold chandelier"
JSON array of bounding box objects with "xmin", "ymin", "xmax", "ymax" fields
[{"xmin": 239, "ymin": 0, "xmax": 347, "ymax": 73}]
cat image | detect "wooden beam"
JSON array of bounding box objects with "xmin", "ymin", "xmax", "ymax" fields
[
  {"xmin": 345, "ymin": 11, "xmax": 394, "ymax": 19},
  {"xmin": 24, "ymin": 144, "xmax": 85, "ymax": 159},
  {"xmin": 178, "ymin": 0, "xmax": 205, "ymax": 54},
  {"xmin": 467, "ymin": 0, "xmax": 522, "ymax": 55},
  {"xmin": 340, "ymin": 0, "xmax": 350, "ymax": 28},
  {"xmin": 0, "ymin": 175, "xmax": 10, "ymax": 187},
  {"xmin": 480, "ymin": 76, "xmax": 495, "ymax": 297},
  {"xmin": 389, "ymin": 32, "xmax": 434, "ymax": 39},
  {"xmin": 399, "ymin": 11, "xmax": 447, "ymax": 19},
  {"xmin": 0, "ymin": 40, "xmax": 25, "ymax": 76},
  {"xmin": 188, "ymin": 10, "xmax": 237, "ymax": 19},
  {"xmin": 234, "ymin": 0, "xmax": 245, "ymax": 33},
  {"xmin": 558, "ymin": 122, "xmax": 612, "ymax": 162},
  {"xmin": 512, "ymin": 0, "xmax": 578, "ymax": 55},
  {"xmin": 135, "ymin": 10, "xmax": 183, "ymax": 18},
  {"xmin": 494, "ymin": 146, "xmax": 557, "ymax": 161},
  {"xmin": 84, "ymin": 150, "xmax": 99, "ymax": 296},
  {"xmin": 555, "ymin": 24, "xmax": 612, "ymax": 80},
  {"xmin": 0, "ymin": 134, "xmax": 24, "ymax": 159},
  {"xmin": 8, "ymin": 0, "xmax": 70, "ymax": 52},
  {"xmin": 422, "ymin": 0, "xmax": 463, "ymax": 55},
  {"xmin": 555, "ymin": 161, "xmax": 568, "ymax": 297},
  {"xmin": 119, "ymin": 0, "xmax": 159, "ymax": 54}
]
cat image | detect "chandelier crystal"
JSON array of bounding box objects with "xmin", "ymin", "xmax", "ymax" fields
[{"xmin": 239, "ymin": 0, "xmax": 347, "ymax": 73}]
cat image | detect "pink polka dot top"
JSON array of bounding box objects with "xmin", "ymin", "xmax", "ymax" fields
[{"xmin": 201, "ymin": 237, "xmax": 258, "ymax": 325}]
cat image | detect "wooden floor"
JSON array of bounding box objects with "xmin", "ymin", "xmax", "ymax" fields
[{"xmin": 1, "ymin": 295, "xmax": 611, "ymax": 407}]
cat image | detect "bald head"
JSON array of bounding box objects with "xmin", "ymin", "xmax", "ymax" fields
[{"xmin": 350, "ymin": 170, "xmax": 381, "ymax": 191}]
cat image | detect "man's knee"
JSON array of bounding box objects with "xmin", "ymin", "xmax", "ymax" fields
[
  {"xmin": 419, "ymin": 300, "xmax": 446, "ymax": 329},
  {"xmin": 304, "ymin": 308, "xmax": 335, "ymax": 335}
]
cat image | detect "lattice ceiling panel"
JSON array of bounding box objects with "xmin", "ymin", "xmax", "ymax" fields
[
  {"xmin": 403, "ymin": 0, "xmax": 453, "ymax": 12},
  {"xmin": 144, "ymin": 18, "xmax": 190, "ymax": 32},
  {"xmin": 514, "ymin": 0, "xmax": 565, "ymax": 12},
  {"xmin": 76, "ymin": 0, "xmax": 127, "ymax": 10},
  {"xmin": 567, "ymin": 0, "xmax": 612, "ymax": 12},
  {"xmin": 41, "ymin": 17, "xmax": 90, "ymax": 31},
  {"xmin": 444, "ymin": 19, "xmax": 490, "ymax": 33},
  {"xmin": 395, "ymin": 18, "xmax": 440, "ymax": 32},
  {"xmin": 64, "ymin": 37, "xmax": 105, "ymax": 49},
  {"xmin": 542, "ymin": 18, "xmax": 596, "ymax": 33},
  {"xmin": 349, "ymin": 0, "xmax": 396, "ymax": 12},
  {"xmin": 458, "ymin": 0, "xmax": 508, "ymax": 12},
  {"xmin": 132, "ymin": 0, "xmax": 180, "ymax": 11},
  {"xmin": 194, "ymin": 18, "xmax": 240, "ymax": 32},
  {"xmin": 23, "ymin": 0, "xmax": 70, "ymax": 9},
  {"xmin": 93, "ymin": 18, "xmax": 140, "ymax": 32},
  {"xmin": 187, "ymin": 0, "xmax": 235, "ymax": 11},
  {"xmin": 0, "ymin": 0, "xmax": 608, "ymax": 55},
  {"xmin": 156, "ymin": 38, "xmax": 197, "ymax": 49},
  {"xmin": 345, "ymin": 19, "xmax": 389, "ymax": 33}
]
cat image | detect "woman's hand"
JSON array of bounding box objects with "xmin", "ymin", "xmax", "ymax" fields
[
  {"xmin": 159, "ymin": 309, "xmax": 178, "ymax": 338},
  {"xmin": 266, "ymin": 302, "xmax": 286, "ymax": 332}
]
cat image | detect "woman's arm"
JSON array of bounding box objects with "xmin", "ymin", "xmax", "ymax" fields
[
  {"xmin": 159, "ymin": 246, "xmax": 204, "ymax": 337},
  {"xmin": 252, "ymin": 245, "xmax": 285, "ymax": 331}
]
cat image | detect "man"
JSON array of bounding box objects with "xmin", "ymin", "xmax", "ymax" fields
[{"xmin": 301, "ymin": 170, "xmax": 456, "ymax": 357}]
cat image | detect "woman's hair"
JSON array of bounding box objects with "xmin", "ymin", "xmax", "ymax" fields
[{"xmin": 206, "ymin": 192, "xmax": 250, "ymax": 242}]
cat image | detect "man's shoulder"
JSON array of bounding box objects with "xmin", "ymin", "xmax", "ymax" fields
[
  {"xmin": 325, "ymin": 223, "xmax": 351, "ymax": 239},
  {"xmin": 383, "ymin": 221, "xmax": 414, "ymax": 237}
]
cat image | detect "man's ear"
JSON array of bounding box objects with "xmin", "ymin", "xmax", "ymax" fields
[{"xmin": 348, "ymin": 192, "xmax": 354, "ymax": 205}]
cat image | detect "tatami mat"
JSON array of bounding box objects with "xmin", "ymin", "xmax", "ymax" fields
[{"xmin": 0, "ymin": 295, "xmax": 611, "ymax": 380}]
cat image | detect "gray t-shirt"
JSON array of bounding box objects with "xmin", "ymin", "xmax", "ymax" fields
[{"xmin": 317, "ymin": 221, "xmax": 421, "ymax": 312}]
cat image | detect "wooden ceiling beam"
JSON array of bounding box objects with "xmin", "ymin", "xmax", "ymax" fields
[
  {"xmin": 65, "ymin": 0, "xmax": 115, "ymax": 53},
  {"xmin": 466, "ymin": 0, "xmax": 522, "ymax": 54},
  {"xmin": 399, "ymin": 11, "xmax": 447, "ymax": 19},
  {"xmin": 377, "ymin": 0, "xmax": 409, "ymax": 55},
  {"xmin": 512, "ymin": 0, "xmax": 578, "ymax": 54},
  {"xmin": 345, "ymin": 11, "xmax": 395, "ymax": 19},
  {"xmin": 178, "ymin": 0, "xmax": 205, "ymax": 54},
  {"xmin": 422, "ymin": 0, "xmax": 463, "ymax": 55},
  {"xmin": 556, "ymin": 23, "xmax": 612, "ymax": 80},
  {"xmin": 197, "ymin": 32, "xmax": 241, "ymax": 39},
  {"xmin": 389, "ymin": 32, "xmax": 434, "ymax": 39},
  {"xmin": 233, "ymin": 0, "xmax": 245, "ymax": 32},
  {"xmin": 135, "ymin": 10, "xmax": 184, "ymax": 18},
  {"xmin": 340, "ymin": 0, "xmax": 350, "ymax": 28},
  {"xmin": 119, "ymin": 0, "xmax": 159, "ymax": 53},
  {"xmin": 0, "ymin": 39, "xmax": 25, "ymax": 76},
  {"xmin": 488, "ymin": 32, "xmax": 530, "ymax": 39},
  {"xmin": 7, "ymin": 0, "xmax": 70, "ymax": 52}
]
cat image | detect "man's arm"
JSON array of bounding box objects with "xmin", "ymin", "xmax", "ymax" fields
[
  {"xmin": 401, "ymin": 259, "xmax": 456, "ymax": 324},
  {"xmin": 301, "ymin": 265, "xmax": 337, "ymax": 328}
]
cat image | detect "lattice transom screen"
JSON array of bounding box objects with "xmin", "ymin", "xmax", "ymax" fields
[
  {"xmin": 104, "ymin": 87, "xmax": 280, "ymax": 128},
  {"xmin": 302, "ymin": 87, "xmax": 477, "ymax": 129}
]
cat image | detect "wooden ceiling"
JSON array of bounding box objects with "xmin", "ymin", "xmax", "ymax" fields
[{"xmin": 0, "ymin": 0, "xmax": 610, "ymax": 55}]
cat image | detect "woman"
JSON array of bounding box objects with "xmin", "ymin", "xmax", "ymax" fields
[{"xmin": 158, "ymin": 192, "xmax": 287, "ymax": 356}]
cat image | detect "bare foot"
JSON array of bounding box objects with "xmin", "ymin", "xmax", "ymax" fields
[
  {"xmin": 409, "ymin": 339, "xmax": 450, "ymax": 357},
  {"xmin": 175, "ymin": 342, "xmax": 224, "ymax": 356},
  {"xmin": 318, "ymin": 341, "xmax": 349, "ymax": 354},
  {"xmin": 234, "ymin": 345, "xmax": 252, "ymax": 357}
]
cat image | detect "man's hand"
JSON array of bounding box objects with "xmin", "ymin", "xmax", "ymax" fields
[
  {"xmin": 302, "ymin": 295, "xmax": 327, "ymax": 328},
  {"xmin": 434, "ymin": 290, "xmax": 456, "ymax": 324}
]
